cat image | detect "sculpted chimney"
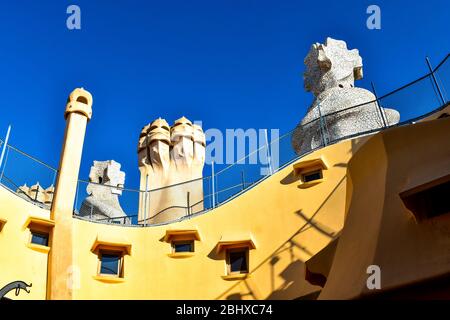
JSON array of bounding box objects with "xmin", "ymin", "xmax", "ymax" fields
[{"xmin": 138, "ymin": 116, "xmax": 205, "ymax": 224}]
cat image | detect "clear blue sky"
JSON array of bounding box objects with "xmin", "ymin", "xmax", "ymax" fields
[{"xmin": 0, "ymin": 0, "xmax": 448, "ymax": 191}]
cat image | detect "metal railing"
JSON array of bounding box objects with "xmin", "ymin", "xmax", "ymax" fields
[
  {"xmin": 0, "ymin": 142, "xmax": 58, "ymax": 210},
  {"xmin": 1, "ymin": 54, "xmax": 449, "ymax": 226},
  {"xmin": 73, "ymin": 54, "xmax": 450, "ymax": 226}
]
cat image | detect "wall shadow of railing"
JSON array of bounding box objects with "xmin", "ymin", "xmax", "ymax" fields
[{"xmin": 215, "ymin": 175, "xmax": 346, "ymax": 300}]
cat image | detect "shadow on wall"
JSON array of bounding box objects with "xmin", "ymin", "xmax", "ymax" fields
[
  {"xmin": 226, "ymin": 260, "xmax": 316, "ymax": 300},
  {"xmin": 280, "ymin": 171, "xmax": 298, "ymax": 185},
  {"xmin": 225, "ymin": 280, "xmax": 261, "ymax": 300},
  {"xmin": 294, "ymin": 209, "xmax": 338, "ymax": 239},
  {"xmin": 318, "ymin": 117, "xmax": 450, "ymax": 300},
  {"xmin": 265, "ymin": 260, "xmax": 310, "ymax": 299},
  {"xmin": 218, "ymin": 173, "xmax": 346, "ymax": 300}
]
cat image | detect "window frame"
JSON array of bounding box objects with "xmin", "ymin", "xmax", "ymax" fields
[
  {"xmin": 301, "ymin": 169, "xmax": 323, "ymax": 183},
  {"xmin": 29, "ymin": 229, "xmax": 49, "ymax": 247},
  {"xmin": 171, "ymin": 240, "xmax": 195, "ymax": 253},
  {"xmin": 226, "ymin": 247, "xmax": 249, "ymax": 275},
  {"xmin": 400, "ymin": 174, "xmax": 450, "ymax": 221},
  {"xmin": 97, "ymin": 250, "xmax": 124, "ymax": 278}
]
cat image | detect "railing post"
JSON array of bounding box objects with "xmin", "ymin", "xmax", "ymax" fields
[
  {"xmin": 0, "ymin": 125, "xmax": 11, "ymax": 170},
  {"xmin": 0, "ymin": 145, "xmax": 9, "ymax": 183},
  {"xmin": 143, "ymin": 174, "xmax": 149, "ymax": 227},
  {"xmin": 147, "ymin": 188, "xmax": 150, "ymax": 226},
  {"xmin": 50, "ymin": 171, "xmax": 57, "ymax": 212},
  {"xmin": 317, "ymin": 103, "xmax": 328, "ymax": 146},
  {"xmin": 426, "ymin": 56, "xmax": 446, "ymax": 105},
  {"xmin": 211, "ymin": 161, "xmax": 216, "ymax": 208},
  {"xmin": 264, "ymin": 129, "xmax": 273, "ymax": 176},
  {"xmin": 51, "ymin": 170, "xmax": 57, "ymax": 187},
  {"xmin": 371, "ymin": 81, "xmax": 387, "ymax": 127},
  {"xmin": 241, "ymin": 170, "xmax": 245, "ymax": 190},
  {"xmin": 187, "ymin": 191, "xmax": 190, "ymax": 216},
  {"xmin": 74, "ymin": 180, "xmax": 79, "ymax": 214}
]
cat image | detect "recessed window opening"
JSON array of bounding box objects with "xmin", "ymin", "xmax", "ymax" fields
[
  {"xmin": 227, "ymin": 248, "xmax": 249, "ymax": 274},
  {"xmin": 99, "ymin": 251, "xmax": 123, "ymax": 277},
  {"xmin": 30, "ymin": 230, "xmax": 49, "ymax": 246},
  {"xmin": 172, "ymin": 240, "xmax": 194, "ymax": 253},
  {"xmin": 401, "ymin": 178, "xmax": 450, "ymax": 220},
  {"xmin": 302, "ymin": 170, "xmax": 323, "ymax": 183}
]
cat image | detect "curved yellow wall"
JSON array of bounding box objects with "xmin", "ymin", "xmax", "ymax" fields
[
  {"xmin": 320, "ymin": 116, "xmax": 450, "ymax": 299},
  {"xmin": 0, "ymin": 137, "xmax": 367, "ymax": 300},
  {"xmin": 0, "ymin": 188, "xmax": 50, "ymax": 300},
  {"xmin": 2, "ymin": 115, "xmax": 448, "ymax": 300}
]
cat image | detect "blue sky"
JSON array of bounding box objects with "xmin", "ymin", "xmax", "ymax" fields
[{"xmin": 0, "ymin": 0, "xmax": 448, "ymax": 191}]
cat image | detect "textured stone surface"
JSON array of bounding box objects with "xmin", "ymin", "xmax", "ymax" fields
[
  {"xmin": 292, "ymin": 37, "xmax": 400, "ymax": 154},
  {"xmin": 79, "ymin": 160, "xmax": 128, "ymax": 223},
  {"xmin": 138, "ymin": 116, "xmax": 205, "ymax": 224}
]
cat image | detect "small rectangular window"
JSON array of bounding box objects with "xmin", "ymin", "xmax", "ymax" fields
[
  {"xmin": 227, "ymin": 249, "xmax": 248, "ymax": 274},
  {"xmin": 302, "ymin": 170, "xmax": 322, "ymax": 183},
  {"xmin": 172, "ymin": 241, "xmax": 194, "ymax": 253},
  {"xmin": 99, "ymin": 251, "xmax": 123, "ymax": 277},
  {"xmin": 30, "ymin": 231, "xmax": 49, "ymax": 246},
  {"xmin": 401, "ymin": 178, "xmax": 450, "ymax": 220}
]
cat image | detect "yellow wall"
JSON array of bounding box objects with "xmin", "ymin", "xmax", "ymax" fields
[
  {"xmin": 0, "ymin": 137, "xmax": 366, "ymax": 300},
  {"xmin": 2, "ymin": 115, "xmax": 448, "ymax": 300},
  {"xmin": 320, "ymin": 116, "xmax": 450, "ymax": 299},
  {"xmin": 0, "ymin": 187, "xmax": 50, "ymax": 300}
]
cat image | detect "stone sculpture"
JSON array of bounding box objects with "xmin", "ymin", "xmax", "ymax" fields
[
  {"xmin": 137, "ymin": 116, "xmax": 206, "ymax": 224},
  {"xmin": 292, "ymin": 37, "xmax": 400, "ymax": 154},
  {"xmin": 79, "ymin": 160, "xmax": 128, "ymax": 223}
]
